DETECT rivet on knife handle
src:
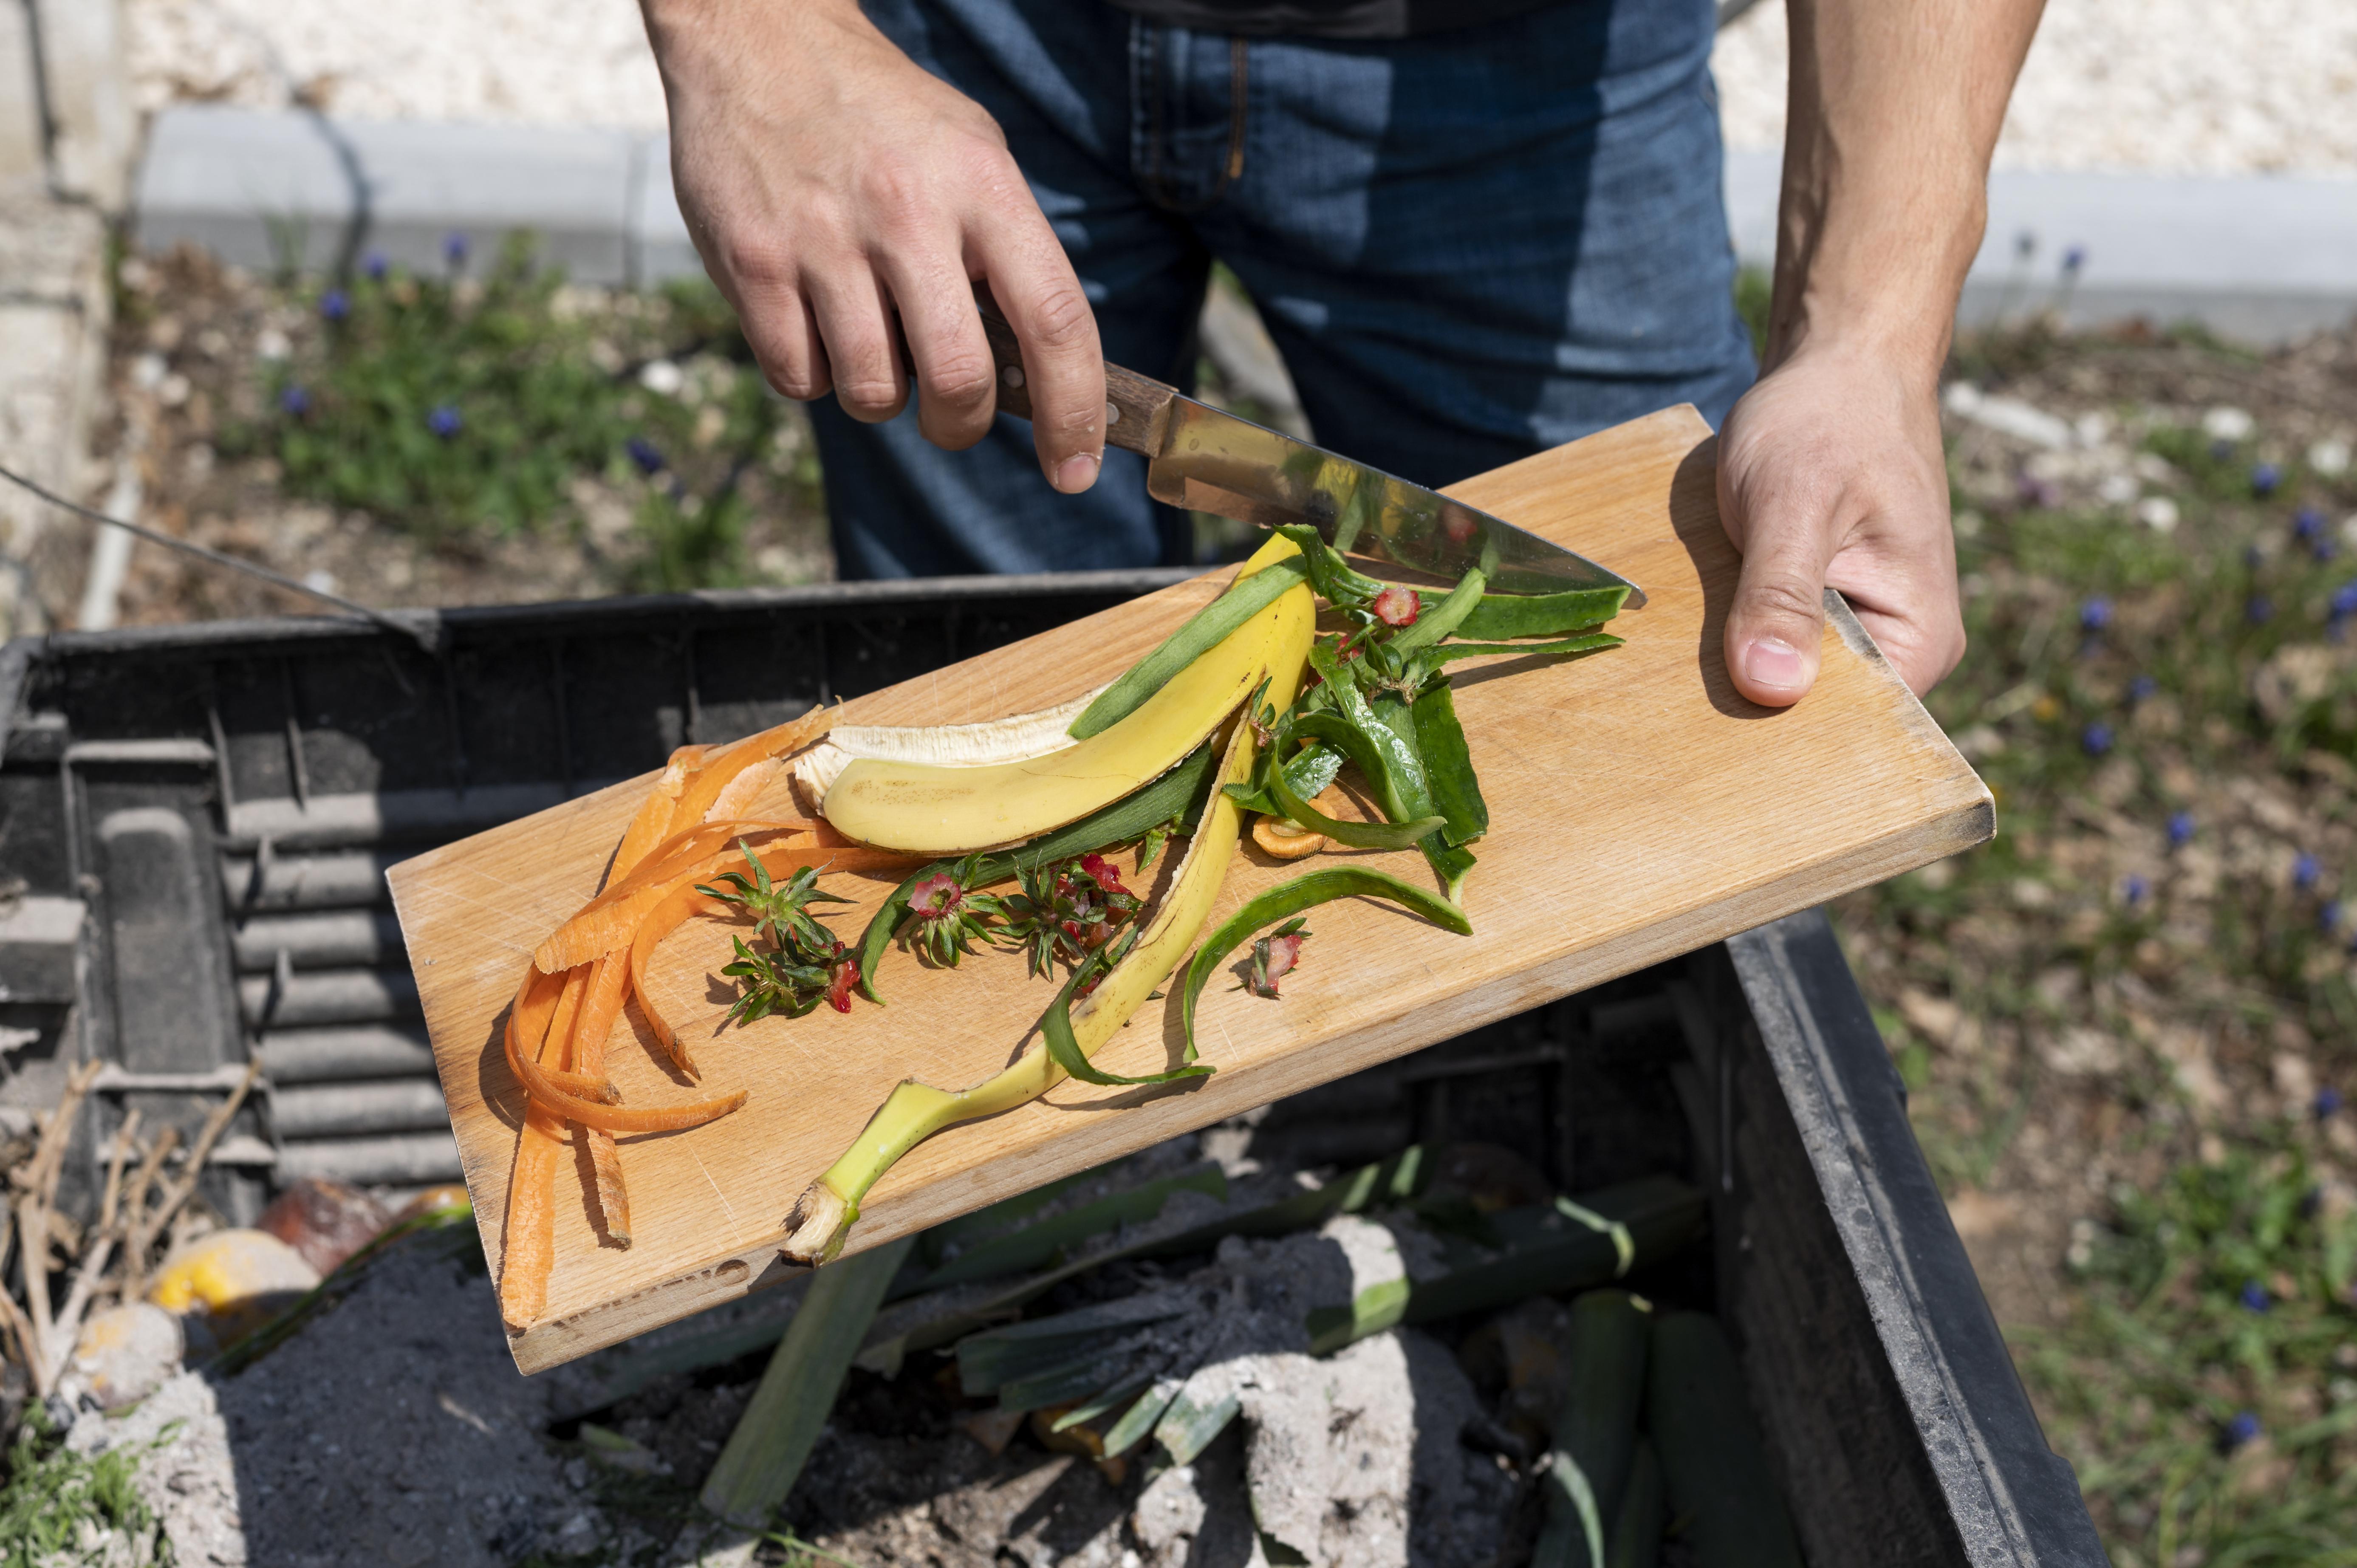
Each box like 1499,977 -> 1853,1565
973,284 -> 1172,458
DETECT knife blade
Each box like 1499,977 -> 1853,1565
973,301 -> 1645,605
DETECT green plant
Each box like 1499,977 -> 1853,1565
2014,1133 -> 2357,1566
0,1404 -> 177,1568
220,242 -> 820,588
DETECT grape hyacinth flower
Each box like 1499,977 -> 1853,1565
2248,594 -> 2275,624
2317,1086 -> 2344,1119
2128,674 -> 2158,704
427,405 -> 463,438
2167,811 -> 2195,848
2080,596 -> 2112,632
2323,900 -> 2345,935
2296,507 -> 2325,541
2252,462 -> 2282,497
2240,1281 -> 2272,1313
2295,853 -> 2321,890
2082,722 -> 2114,756
278,384 -> 311,417
2333,582 -> 2357,620
444,232 -> 470,269
319,288 -> 350,322
2123,874 -> 2150,907
626,435 -> 666,475
2223,1412 -> 2262,1452
363,251 -> 388,281
2062,244 -> 2086,273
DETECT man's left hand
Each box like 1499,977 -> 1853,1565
1713,343 -> 1965,706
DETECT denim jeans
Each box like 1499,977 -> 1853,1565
815,0 -> 1757,578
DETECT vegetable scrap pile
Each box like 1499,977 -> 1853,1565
492,528 -> 1625,1328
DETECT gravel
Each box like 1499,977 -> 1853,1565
126,0 -> 2351,176
1713,0 -> 2357,175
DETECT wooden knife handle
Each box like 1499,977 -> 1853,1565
973,283 -> 1173,457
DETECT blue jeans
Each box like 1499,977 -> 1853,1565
817,0 -> 1756,578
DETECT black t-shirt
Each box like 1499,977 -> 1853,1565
1102,0 -> 1569,39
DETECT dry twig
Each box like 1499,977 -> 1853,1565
8,1060 -> 103,1397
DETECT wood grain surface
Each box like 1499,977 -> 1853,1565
386,405 -> 1991,1374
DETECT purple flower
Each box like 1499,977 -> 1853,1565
2248,594 -> 2275,624
2123,874 -> 2150,906
427,404 -> 462,438
444,231 -> 470,268
625,435 -> 665,475
363,251 -> 388,281
2252,462 -> 2282,497
2323,899 -> 2344,934
319,288 -> 350,322
2080,597 -> 2113,632
2168,811 -> 2195,848
2295,853 -> 2322,890
2241,1281 -> 2272,1313
2295,507 -> 2325,540
2333,582 -> 2357,620
2082,722 -> 2114,756
2128,674 -> 2158,704
2224,1412 -> 2263,1450
278,384 -> 311,417
2317,1086 -> 2344,1119
2062,245 -> 2087,273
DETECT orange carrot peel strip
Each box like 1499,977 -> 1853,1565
499,964 -> 574,1328
572,955 -> 634,1246
667,705 -> 835,831
534,819 -> 820,972
630,882 -> 729,1079
608,744 -> 709,888
504,1009 -> 747,1133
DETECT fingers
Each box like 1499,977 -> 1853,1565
804,264 -> 909,424
1719,479 -> 1837,707
882,249 -> 998,450
978,222 -> 1105,494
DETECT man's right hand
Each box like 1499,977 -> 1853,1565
640,0 -> 1108,493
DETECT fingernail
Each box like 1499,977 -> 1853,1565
1743,636 -> 1807,692
1054,453 -> 1101,494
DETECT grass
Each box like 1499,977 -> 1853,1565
0,1404 -> 175,1568
210,237 -> 822,590
1830,319 -> 2357,1566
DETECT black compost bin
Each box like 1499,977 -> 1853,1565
0,574 -> 2106,1568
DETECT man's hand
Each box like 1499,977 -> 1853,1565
1716,346 -> 1962,701
640,0 -> 1107,492
1717,0 -> 2043,706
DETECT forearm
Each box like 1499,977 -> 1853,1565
1769,0 -> 2045,378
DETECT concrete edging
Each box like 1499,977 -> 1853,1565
131,106 -> 2357,344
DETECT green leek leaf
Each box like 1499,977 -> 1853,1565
1456,587 -> 1628,641
1068,556 -> 1310,738
1410,680 -> 1488,848
1180,867 -> 1470,1059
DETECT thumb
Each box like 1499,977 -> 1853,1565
1722,508 -> 1834,708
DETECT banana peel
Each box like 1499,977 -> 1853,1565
818,535 -> 1314,855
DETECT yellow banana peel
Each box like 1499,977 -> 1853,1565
819,534 -> 1313,854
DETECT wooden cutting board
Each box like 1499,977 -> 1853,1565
387,404 -> 1990,1373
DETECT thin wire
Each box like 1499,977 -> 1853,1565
0,458 -> 438,652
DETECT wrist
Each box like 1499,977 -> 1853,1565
642,0 -> 867,83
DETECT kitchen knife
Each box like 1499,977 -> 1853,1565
973,302 -> 1645,605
